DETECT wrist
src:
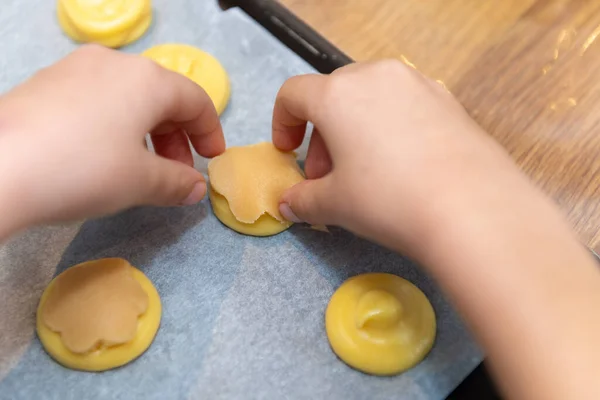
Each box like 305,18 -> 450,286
418,155 -> 569,280
414,136 -> 536,266
418,159 -> 600,399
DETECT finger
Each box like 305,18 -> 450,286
272,74 -> 328,151
137,152 -> 207,207
329,61 -> 360,75
278,176 -> 338,226
304,128 -> 332,179
150,129 -> 194,167
148,65 -> 226,158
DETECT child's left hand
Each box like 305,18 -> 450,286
0,44 -> 224,237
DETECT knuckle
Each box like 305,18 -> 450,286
146,167 -> 191,206
331,178 -> 358,218
131,57 -> 171,102
65,44 -> 127,78
73,43 -> 111,59
144,169 -> 169,202
323,73 -> 347,98
137,56 -> 164,78
132,57 -> 166,90
373,58 -> 411,76
316,74 -> 347,117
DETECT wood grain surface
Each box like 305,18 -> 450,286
280,0 -> 600,252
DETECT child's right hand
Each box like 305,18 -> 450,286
275,61 -> 600,400
274,60 -> 525,258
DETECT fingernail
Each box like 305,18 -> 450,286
279,202 -> 303,223
180,181 -> 206,206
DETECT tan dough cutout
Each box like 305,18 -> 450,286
41,258 -> 149,354
208,142 -> 305,223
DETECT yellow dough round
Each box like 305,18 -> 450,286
142,44 -> 230,115
325,273 -> 436,376
209,186 -> 292,237
207,142 -> 305,237
57,0 -> 152,48
36,258 -> 161,371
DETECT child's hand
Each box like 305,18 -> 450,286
274,60 -> 523,257
274,61 -> 600,400
0,45 -> 224,234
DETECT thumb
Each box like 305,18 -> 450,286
279,177 -> 336,225
138,154 -> 206,207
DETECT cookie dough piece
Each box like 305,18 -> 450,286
208,142 -> 305,236
142,44 -> 230,115
37,258 -> 161,371
57,0 -> 152,48
325,273 -> 436,376
209,187 -> 294,236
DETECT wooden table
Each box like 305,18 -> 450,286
279,0 -> 600,252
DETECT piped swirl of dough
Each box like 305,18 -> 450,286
57,0 -> 152,48
41,258 -> 149,354
325,273 -> 436,376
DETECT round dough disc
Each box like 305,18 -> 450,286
326,273 -> 436,376
142,44 -> 231,116
207,142 -> 304,237
36,259 -> 161,371
57,0 -> 152,48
